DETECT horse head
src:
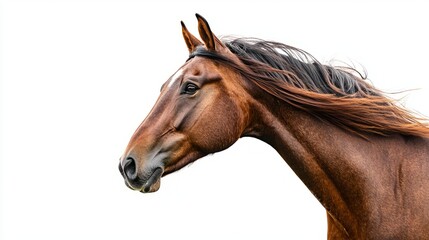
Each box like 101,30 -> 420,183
119,14 -> 251,193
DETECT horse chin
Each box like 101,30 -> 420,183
141,180 -> 160,193
140,167 -> 163,193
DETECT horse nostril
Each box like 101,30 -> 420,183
123,157 -> 137,181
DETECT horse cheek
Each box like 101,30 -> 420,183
191,99 -> 241,153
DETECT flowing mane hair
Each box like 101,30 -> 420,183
188,38 -> 429,138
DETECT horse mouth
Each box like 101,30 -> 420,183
141,167 -> 163,193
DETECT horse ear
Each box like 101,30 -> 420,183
196,13 -> 225,52
181,21 -> 202,53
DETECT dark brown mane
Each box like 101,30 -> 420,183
189,38 -> 429,138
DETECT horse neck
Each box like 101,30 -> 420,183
244,96 -> 388,235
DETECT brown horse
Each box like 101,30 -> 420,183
119,14 -> 429,239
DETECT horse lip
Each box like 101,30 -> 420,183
141,167 -> 163,193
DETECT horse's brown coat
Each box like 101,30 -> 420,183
119,15 -> 429,239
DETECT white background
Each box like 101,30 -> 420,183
1,1 -> 429,239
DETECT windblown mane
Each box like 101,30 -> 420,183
189,38 -> 429,138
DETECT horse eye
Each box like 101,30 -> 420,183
182,83 -> 199,95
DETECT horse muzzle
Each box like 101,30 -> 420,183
118,157 -> 163,193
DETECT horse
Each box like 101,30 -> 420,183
118,14 -> 429,239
